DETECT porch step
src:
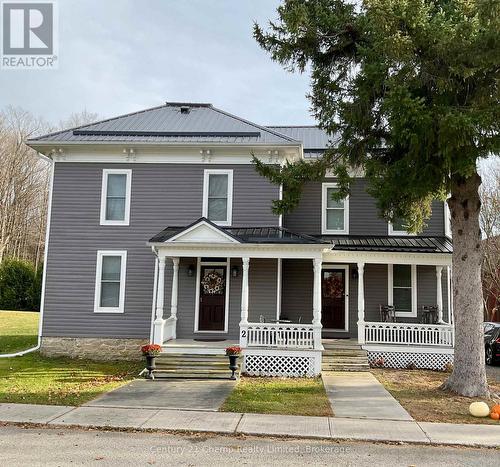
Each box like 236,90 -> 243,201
322,342 -> 370,372
149,353 -> 236,379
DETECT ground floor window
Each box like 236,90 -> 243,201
94,250 -> 127,313
388,264 -> 417,317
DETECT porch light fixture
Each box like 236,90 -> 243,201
187,264 -> 195,277
231,265 -> 239,278
351,267 -> 358,280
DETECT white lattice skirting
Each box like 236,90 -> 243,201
368,350 -> 454,370
242,349 -> 321,377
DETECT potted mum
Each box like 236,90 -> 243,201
225,346 -> 241,380
141,344 -> 162,379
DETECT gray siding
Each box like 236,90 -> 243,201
284,178 -> 445,236
281,259 -> 313,323
43,163 -> 279,339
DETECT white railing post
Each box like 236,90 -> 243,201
436,265 -> 444,323
357,262 -> 366,344
240,257 -> 250,348
169,257 -> 179,339
312,258 -> 322,350
153,256 -> 166,345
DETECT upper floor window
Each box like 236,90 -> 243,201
388,264 -> 417,317
322,183 -> 349,234
203,169 -> 233,226
94,250 -> 127,313
100,169 -> 132,226
388,217 -> 415,236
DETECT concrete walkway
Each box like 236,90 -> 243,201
1,402 -> 500,448
85,379 -> 236,411
322,371 -> 413,421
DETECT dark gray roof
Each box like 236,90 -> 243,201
149,218 -> 325,245
325,236 -> 453,254
267,126 -> 333,150
28,103 -> 299,146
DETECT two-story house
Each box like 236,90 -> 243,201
27,102 -> 454,377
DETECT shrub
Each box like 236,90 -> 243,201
0,258 -> 42,311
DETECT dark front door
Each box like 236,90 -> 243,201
322,269 -> 346,330
198,266 -> 226,331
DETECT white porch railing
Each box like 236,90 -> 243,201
163,316 -> 177,342
364,322 -> 454,347
241,323 -> 315,349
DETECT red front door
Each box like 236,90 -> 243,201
321,269 -> 346,330
198,266 -> 226,331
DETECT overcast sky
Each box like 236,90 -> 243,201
0,0 -> 314,126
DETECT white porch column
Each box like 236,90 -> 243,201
357,262 -> 366,344
312,258 -> 322,350
436,265 -> 444,323
240,257 -> 250,348
153,256 -> 166,345
169,257 -> 180,338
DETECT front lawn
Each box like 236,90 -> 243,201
0,309 -> 142,405
0,310 -> 39,354
372,368 -> 500,424
220,377 -> 333,417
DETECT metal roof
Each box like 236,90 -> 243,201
267,126 -> 333,150
28,103 -> 300,146
149,218 -> 325,245
325,236 -> 453,254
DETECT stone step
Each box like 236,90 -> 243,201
322,352 -> 368,358
322,366 -> 370,372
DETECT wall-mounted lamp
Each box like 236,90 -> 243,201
351,267 -> 358,280
187,264 -> 195,277
231,265 -> 239,278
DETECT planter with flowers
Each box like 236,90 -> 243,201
225,346 -> 241,380
141,344 -> 162,379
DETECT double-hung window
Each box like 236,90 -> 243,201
388,218 -> 413,235
100,169 -> 132,225
388,264 -> 417,317
94,251 -> 127,313
322,183 -> 349,234
203,169 -> 233,226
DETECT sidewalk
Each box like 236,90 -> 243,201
1,402 -> 499,448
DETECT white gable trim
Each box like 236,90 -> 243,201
166,220 -> 240,244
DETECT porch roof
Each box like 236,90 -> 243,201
149,218 -> 327,245
324,235 -> 453,254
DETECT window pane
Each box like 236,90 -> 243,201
106,198 -> 125,221
102,256 -> 121,281
107,174 -> 126,197
394,288 -> 411,312
326,188 -> 344,208
208,198 -> 228,221
393,264 -> 411,287
100,282 -> 120,307
392,218 -> 406,231
327,209 -> 344,231
208,174 -> 228,198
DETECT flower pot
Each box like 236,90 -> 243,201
145,354 -> 156,379
228,354 -> 239,380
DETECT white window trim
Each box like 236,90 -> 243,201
388,221 -> 415,236
444,201 -> 452,238
194,258 -> 230,333
321,183 -> 349,235
100,169 -> 132,226
94,250 -> 127,313
202,169 -> 233,226
388,263 -> 417,317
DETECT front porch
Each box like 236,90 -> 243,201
147,218 -> 455,375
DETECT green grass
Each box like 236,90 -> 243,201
220,377 -> 333,417
0,310 -> 39,354
0,310 -> 142,405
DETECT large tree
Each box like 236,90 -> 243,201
254,0 -> 499,396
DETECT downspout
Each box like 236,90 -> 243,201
0,155 -> 54,358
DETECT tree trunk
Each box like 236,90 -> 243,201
442,173 -> 489,397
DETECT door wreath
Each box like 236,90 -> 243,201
323,274 -> 344,298
201,270 -> 224,295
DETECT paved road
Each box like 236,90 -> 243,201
486,364 -> 500,383
1,425 -> 499,466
